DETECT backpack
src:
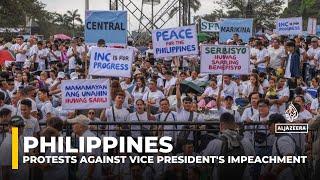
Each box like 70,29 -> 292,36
218,134 -> 247,180
275,134 -> 309,180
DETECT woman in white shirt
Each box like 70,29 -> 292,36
243,73 -> 264,98
131,77 -> 148,104
197,79 -> 219,110
48,44 -> 61,67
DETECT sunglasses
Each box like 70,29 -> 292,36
88,112 -> 95,115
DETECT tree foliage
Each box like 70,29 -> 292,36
0,0 -> 84,38
281,0 -> 320,28
202,0 -> 285,30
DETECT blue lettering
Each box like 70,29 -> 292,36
185,28 -> 193,38
162,30 -> 169,41
170,30 -> 179,40
94,52 -> 111,62
156,31 -> 162,41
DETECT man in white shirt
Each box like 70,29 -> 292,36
102,91 -> 130,137
11,36 -> 28,68
67,115 -> 102,179
185,71 -> 201,85
38,88 -> 53,123
164,71 -> 177,96
219,75 -> 239,99
34,41 -> 48,71
0,116 -> 29,180
253,40 -> 270,73
269,77 -> 289,114
307,37 -> 320,70
176,79 -> 204,152
20,99 -> 40,137
268,38 -> 286,70
67,40 -> 85,73
148,98 -> 177,141
142,79 -> 165,114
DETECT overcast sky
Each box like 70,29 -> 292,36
40,0 -> 217,31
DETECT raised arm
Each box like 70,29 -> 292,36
176,78 -> 182,109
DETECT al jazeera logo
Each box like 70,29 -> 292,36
275,103 -> 308,133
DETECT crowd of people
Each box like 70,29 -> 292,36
0,33 -> 319,180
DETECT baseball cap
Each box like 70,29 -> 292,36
311,37 -> 318,42
57,72 -> 65,79
67,115 -> 90,127
9,116 -> 25,127
70,72 -> 78,80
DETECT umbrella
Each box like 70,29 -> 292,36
179,80 -> 204,95
0,50 -> 15,66
54,34 -> 71,40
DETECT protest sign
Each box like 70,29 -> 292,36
200,19 -> 220,32
200,45 -> 250,75
152,25 -> 198,58
89,47 -> 133,77
219,18 -> 253,43
85,11 -> 127,45
307,18 -> 317,35
61,79 -> 110,110
276,17 -> 302,35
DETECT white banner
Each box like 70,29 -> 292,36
61,79 -> 110,110
152,25 -> 198,58
276,17 -> 302,35
200,45 -> 250,75
307,17 -> 317,35
89,47 -> 133,77
200,19 -> 220,32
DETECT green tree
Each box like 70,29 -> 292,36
0,0 -> 47,27
169,0 -> 201,25
203,0 -> 285,30
281,0 -> 320,28
66,9 -> 83,37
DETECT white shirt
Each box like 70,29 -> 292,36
104,106 -> 129,137
142,90 -> 165,108
40,101 -> 53,122
36,48 -> 48,71
242,83 -> 264,97
67,46 -> 85,70
270,87 -> 289,114
310,98 -> 319,111
203,86 -> 219,97
49,50 -> 61,62
297,109 -> 313,121
176,107 -> 204,140
241,106 -> 258,122
268,46 -> 286,69
155,111 -> 177,139
251,112 -> 276,147
11,43 -> 28,62
307,47 -> 320,66
128,112 -> 149,138
22,116 -> 40,137
131,86 -> 149,104
164,77 -> 177,91
284,53 -> 292,78
221,81 -> 239,98
256,48 -> 270,69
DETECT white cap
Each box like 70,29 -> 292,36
67,115 -> 90,127
70,72 -> 78,80
57,72 -> 65,79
